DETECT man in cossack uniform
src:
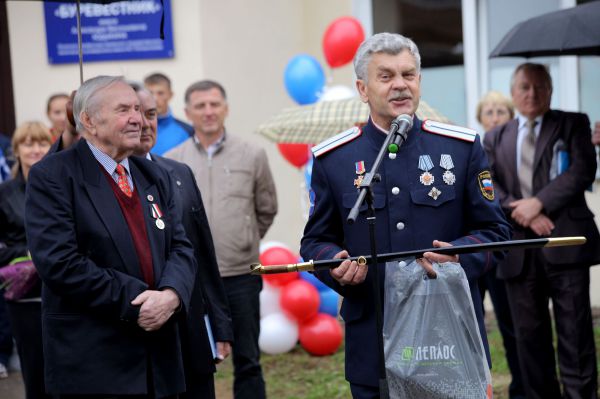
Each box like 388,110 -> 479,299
300,32 -> 511,399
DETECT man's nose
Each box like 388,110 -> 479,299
391,76 -> 408,90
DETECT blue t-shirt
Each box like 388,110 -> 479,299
153,110 -> 193,155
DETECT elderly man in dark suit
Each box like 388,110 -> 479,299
483,63 -> 600,399
131,85 -> 233,399
25,75 -> 196,398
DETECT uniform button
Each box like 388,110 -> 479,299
391,187 -> 400,195
398,260 -> 407,267
396,222 -> 405,230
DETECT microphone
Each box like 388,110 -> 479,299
387,114 -> 413,154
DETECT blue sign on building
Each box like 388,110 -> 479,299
44,0 -> 174,64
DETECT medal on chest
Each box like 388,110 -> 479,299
150,202 -> 165,230
354,161 -> 366,189
440,154 -> 456,185
418,155 -> 435,186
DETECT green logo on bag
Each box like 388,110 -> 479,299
401,347 -> 414,360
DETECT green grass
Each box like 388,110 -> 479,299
214,315 -> 600,398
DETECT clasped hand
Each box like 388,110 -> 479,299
131,288 -> 180,331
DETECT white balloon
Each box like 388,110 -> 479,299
319,85 -> 356,102
260,285 -> 282,318
258,313 -> 299,355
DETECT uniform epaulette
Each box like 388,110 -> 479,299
422,119 -> 477,143
312,126 -> 362,157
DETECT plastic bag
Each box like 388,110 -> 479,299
384,259 -> 492,399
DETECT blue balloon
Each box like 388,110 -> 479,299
284,54 -> 325,105
300,271 -> 329,292
318,289 -> 339,317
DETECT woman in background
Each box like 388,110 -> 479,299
46,93 -> 69,142
0,121 -> 52,399
477,90 -> 514,132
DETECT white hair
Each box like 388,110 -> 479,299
73,75 -> 126,132
354,32 -> 421,82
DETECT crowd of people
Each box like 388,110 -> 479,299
0,32 -> 599,399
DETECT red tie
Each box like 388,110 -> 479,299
116,164 -> 132,197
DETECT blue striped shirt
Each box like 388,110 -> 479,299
86,141 -> 134,191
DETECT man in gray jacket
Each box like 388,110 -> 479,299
165,80 -> 277,399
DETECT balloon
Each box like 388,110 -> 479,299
259,284 -> 281,318
322,17 -> 365,68
284,54 -> 326,105
259,313 -> 299,355
259,240 -> 290,254
260,246 -> 299,287
299,271 -> 329,292
277,143 -> 311,168
318,288 -> 339,317
280,280 -> 320,323
299,313 -> 343,356
319,85 -> 356,102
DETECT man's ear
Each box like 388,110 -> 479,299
80,111 -> 95,135
356,80 -> 368,103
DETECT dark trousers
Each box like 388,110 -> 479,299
505,250 -> 598,399
478,268 -> 525,399
349,382 -> 379,399
222,274 -> 265,399
0,293 -> 13,366
6,301 -> 52,399
179,373 -> 214,399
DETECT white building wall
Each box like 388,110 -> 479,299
7,0 -> 354,255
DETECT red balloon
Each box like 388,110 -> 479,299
277,143 -> 311,168
299,313 -> 343,356
280,280 -> 320,323
322,17 -> 365,68
260,246 -> 299,287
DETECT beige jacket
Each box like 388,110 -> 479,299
165,134 -> 277,277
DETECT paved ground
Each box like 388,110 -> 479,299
0,372 -> 24,399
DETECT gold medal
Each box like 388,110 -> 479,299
354,175 -> 364,188
418,155 -> 435,186
155,219 -> 165,230
419,171 -> 435,186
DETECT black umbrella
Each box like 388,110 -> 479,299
490,1 -> 600,58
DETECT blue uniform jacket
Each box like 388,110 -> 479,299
300,117 -> 511,387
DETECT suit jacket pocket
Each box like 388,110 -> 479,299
409,186 -> 455,207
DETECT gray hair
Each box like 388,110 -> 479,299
73,75 -> 126,132
510,63 -> 553,91
354,32 -> 421,81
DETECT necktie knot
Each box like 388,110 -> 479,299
116,164 -> 127,177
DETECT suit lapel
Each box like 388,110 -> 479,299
76,140 -> 143,280
131,158 -> 166,284
533,111 -> 560,171
501,120 -> 521,197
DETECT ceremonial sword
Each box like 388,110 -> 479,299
250,237 -> 586,275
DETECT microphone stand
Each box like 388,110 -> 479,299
347,122 -> 409,399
